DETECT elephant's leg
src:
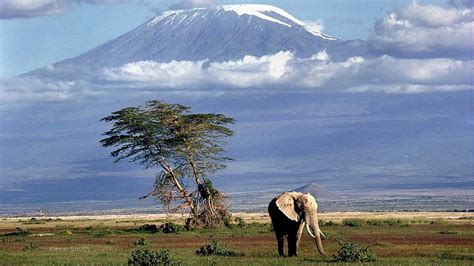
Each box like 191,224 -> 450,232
275,232 -> 285,256
295,222 -> 305,256
288,234 -> 297,256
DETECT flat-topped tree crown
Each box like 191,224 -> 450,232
100,100 -> 234,227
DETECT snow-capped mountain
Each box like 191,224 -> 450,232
30,4 -> 366,77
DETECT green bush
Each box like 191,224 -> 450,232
3,228 -> 30,237
120,224 -> 159,234
159,223 -> 185,234
234,217 -> 247,228
93,229 -> 112,238
139,224 -> 158,234
342,219 -> 363,227
439,251 -> 474,261
324,220 -> 338,226
134,237 -> 148,246
383,219 -> 402,226
22,218 -> 45,225
196,240 -> 244,257
439,231 -> 458,235
224,217 -> 249,229
366,219 -> 384,226
334,239 -> 377,262
22,242 -> 39,251
128,248 -> 176,265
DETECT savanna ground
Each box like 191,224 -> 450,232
0,212 -> 473,265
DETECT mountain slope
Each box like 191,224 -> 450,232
63,5 -> 340,66
61,4 -> 339,68
26,4 -> 368,79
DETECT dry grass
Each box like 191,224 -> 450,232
1,212 -> 473,265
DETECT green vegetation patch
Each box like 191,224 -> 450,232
21,218 -> 45,225
439,251 -> 474,261
22,242 -> 39,251
133,237 -> 148,246
334,238 -> 377,262
128,247 -> 179,265
196,240 -> 244,257
342,219 -> 364,227
2,228 -> 31,237
160,222 -> 185,234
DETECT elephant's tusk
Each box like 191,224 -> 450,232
320,230 -> 326,239
306,223 -> 316,238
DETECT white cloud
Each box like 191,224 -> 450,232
104,60 -> 206,88
0,0 -> 131,19
3,50 -> 471,105
0,0 -> 65,19
169,0 -> 217,10
207,52 -> 293,87
368,2 -> 473,58
102,52 -> 472,93
103,51 -> 296,89
0,77 -> 99,102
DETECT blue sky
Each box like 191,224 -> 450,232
0,0 -> 450,77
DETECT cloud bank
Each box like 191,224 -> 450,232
0,0 -> 65,19
0,0 -> 130,19
368,2 -> 473,59
102,52 -> 472,93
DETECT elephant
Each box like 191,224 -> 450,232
268,191 -> 327,257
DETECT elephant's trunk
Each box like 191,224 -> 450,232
306,211 -> 327,256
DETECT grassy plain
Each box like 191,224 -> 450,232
0,212 -> 473,265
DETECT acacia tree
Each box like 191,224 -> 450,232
100,100 -> 234,227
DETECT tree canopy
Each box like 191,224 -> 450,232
100,100 -> 234,227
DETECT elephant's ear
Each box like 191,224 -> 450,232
276,193 -> 299,222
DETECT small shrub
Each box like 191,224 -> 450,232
57,230 -> 73,236
366,219 -> 383,226
334,239 -> 377,262
234,217 -> 247,228
324,220 -> 338,226
224,217 -> 249,229
139,224 -> 158,234
3,228 -> 30,237
196,240 -> 244,257
93,229 -> 112,238
439,251 -> 474,261
160,223 -> 184,234
439,231 -> 458,235
128,247 -> 175,265
342,219 -> 363,227
22,218 -> 45,225
383,219 -> 401,226
106,240 -> 115,245
22,242 -> 39,251
134,237 -> 148,246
